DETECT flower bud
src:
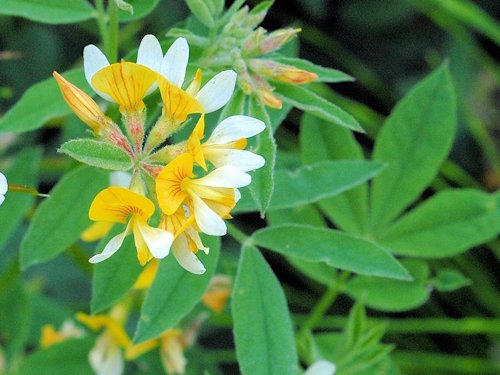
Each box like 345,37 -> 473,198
53,71 -> 109,134
259,28 -> 301,54
250,59 -> 318,84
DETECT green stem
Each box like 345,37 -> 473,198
94,0 -> 109,54
107,0 -> 120,63
226,222 -> 249,244
298,271 -> 350,336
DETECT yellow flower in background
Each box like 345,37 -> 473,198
53,71 -> 111,134
201,275 -> 232,313
77,306 -> 131,375
40,320 -> 84,348
156,154 -> 250,236
188,114 -> 265,172
133,259 -> 159,290
88,187 -> 173,265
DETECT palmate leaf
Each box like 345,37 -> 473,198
133,236 -> 220,343
20,167 -> 108,269
0,0 -> 94,24
0,69 -> 92,133
232,245 -> 297,375
378,189 -> 500,258
234,160 -> 384,213
252,224 -> 411,280
369,64 -> 456,231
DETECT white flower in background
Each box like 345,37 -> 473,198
189,114 -> 266,172
0,172 -> 7,206
304,360 -> 336,375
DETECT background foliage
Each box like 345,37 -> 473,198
0,0 -> 499,374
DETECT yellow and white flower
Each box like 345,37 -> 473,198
88,187 -> 173,265
0,172 -> 7,206
163,207 -> 209,274
157,37 -> 237,122
156,154 -> 250,236
83,34 -> 162,102
40,320 -> 84,348
189,114 -> 266,172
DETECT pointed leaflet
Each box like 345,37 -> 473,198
60,139 -> 133,171
369,64 -> 456,231
134,236 -> 220,343
378,189 -> 500,258
234,160 -> 384,213
273,82 -> 363,132
232,245 -> 297,375
300,113 -> 368,234
91,229 -> 143,313
252,224 -> 411,280
20,167 -> 108,269
0,69 -> 93,133
247,98 -> 276,216
0,149 -> 41,252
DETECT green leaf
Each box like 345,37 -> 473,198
247,98 -> 276,216
431,269 -> 472,292
185,0 -> 215,28
345,260 -> 430,312
0,0 -> 94,24
118,0 -> 160,22
234,160 -> 384,213
0,149 -> 41,251
18,338 -> 94,375
272,55 -> 354,83
0,69 -> 92,133
232,245 -> 297,375
369,64 -> 456,230
379,189 -> 500,258
59,139 -> 133,171
134,236 -> 220,343
20,167 -> 108,269
252,224 -> 411,280
273,82 -> 363,132
343,302 -> 367,350
300,113 -> 368,233
91,228 -> 143,313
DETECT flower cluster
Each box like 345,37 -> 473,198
194,3 -> 318,109
54,35 -> 265,274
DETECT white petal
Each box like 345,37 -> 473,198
207,115 -> 266,145
191,194 -> 227,236
195,70 -> 237,113
172,235 -> 206,274
234,188 -> 241,203
109,171 -> 132,188
196,165 -> 251,188
206,149 -> 265,172
137,220 -> 173,259
89,334 -> 124,375
0,195 -> 4,206
304,360 -> 336,375
0,172 -> 7,195
137,34 -> 163,72
160,37 -> 189,87
83,44 -> 113,102
89,224 -> 130,263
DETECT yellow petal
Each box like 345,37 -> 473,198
188,115 -> 207,170
53,71 -> 109,133
89,187 -> 155,224
133,259 -> 159,290
132,217 -> 153,266
91,62 -> 157,113
156,154 -> 194,215
157,74 -> 204,122
76,313 -> 109,331
185,68 -> 202,96
81,221 -> 114,242
40,325 -> 66,348
125,339 -> 159,361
